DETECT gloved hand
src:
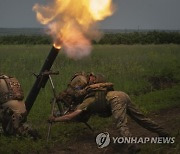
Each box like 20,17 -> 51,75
48,116 -> 56,123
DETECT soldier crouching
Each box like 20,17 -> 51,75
48,72 -> 169,153
0,74 -> 38,139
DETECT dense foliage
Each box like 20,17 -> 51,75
0,31 -> 180,45
98,31 -> 180,44
0,35 -> 51,45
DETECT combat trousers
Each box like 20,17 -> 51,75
0,100 -> 31,136
106,91 -> 167,137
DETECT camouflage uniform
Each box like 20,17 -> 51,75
106,91 -> 168,137
59,72 -> 168,137
0,74 -> 36,137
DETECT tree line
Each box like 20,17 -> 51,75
0,31 -> 180,45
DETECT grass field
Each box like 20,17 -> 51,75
0,45 -> 179,153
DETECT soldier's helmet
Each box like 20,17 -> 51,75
95,74 -> 106,83
0,74 -> 9,78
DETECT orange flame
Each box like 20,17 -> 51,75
33,0 -> 114,59
53,43 -> 61,49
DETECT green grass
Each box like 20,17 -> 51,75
0,45 -> 180,153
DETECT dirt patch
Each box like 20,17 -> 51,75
129,106 -> 180,137
49,106 -> 180,154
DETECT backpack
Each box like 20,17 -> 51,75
0,75 -> 24,104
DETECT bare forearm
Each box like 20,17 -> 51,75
54,115 -> 72,122
54,110 -> 82,122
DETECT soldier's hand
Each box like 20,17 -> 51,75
48,116 -> 56,123
85,86 -> 93,92
85,86 -> 90,91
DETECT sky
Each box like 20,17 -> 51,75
0,0 -> 179,30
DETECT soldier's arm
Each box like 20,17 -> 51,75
49,109 -> 83,122
49,97 -> 95,123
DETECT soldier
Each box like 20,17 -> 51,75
49,72 -> 169,152
0,74 -> 38,139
